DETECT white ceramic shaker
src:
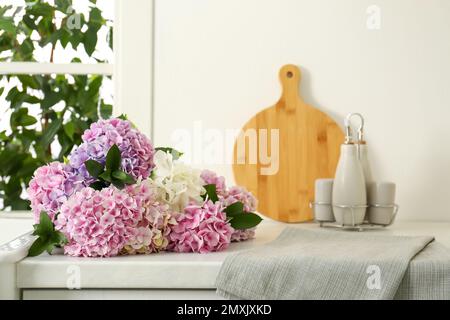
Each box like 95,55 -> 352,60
332,117 -> 367,226
314,179 -> 335,222
367,182 -> 397,225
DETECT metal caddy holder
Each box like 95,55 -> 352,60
309,202 -> 399,232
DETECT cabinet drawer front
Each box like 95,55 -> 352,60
23,289 -> 224,300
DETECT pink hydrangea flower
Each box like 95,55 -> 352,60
126,227 -> 153,250
223,186 -> 257,212
197,218 -> 234,253
69,118 -> 155,181
122,180 -> 175,254
230,228 -> 256,242
222,186 -> 258,242
201,169 -> 259,243
200,170 -> 226,196
169,200 -> 233,253
27,162 -> 86,223
55,186 -> 143,257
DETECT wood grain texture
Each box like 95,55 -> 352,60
233,64 -> 344,222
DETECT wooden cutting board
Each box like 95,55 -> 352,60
232,64 -> 344,222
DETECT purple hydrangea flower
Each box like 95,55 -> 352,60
69,118 -> 155,181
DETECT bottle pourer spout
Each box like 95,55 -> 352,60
357,127 -> 366,144
344,118 -> 354,144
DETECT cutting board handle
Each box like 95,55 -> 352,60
278,64 -> 303,112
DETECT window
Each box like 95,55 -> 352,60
0,0 -> 154,211
0,0 -> 114,210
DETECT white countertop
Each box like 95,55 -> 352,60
13,220 -> 450,290
0,212 -> 34,247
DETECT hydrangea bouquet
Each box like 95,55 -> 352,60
27,117 -> 262,257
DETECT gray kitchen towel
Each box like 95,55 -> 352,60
216,227 -> 437,300
395,242 -> 450,300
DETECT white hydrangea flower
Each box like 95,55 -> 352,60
152,150 -> 205,212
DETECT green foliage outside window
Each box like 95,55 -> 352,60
0,0 -> 113,210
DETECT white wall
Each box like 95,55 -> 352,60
153,0 -> 450,221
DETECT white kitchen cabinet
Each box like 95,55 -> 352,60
22,289 -> 222,300
2,215 -> 450,300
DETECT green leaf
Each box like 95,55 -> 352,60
22,15 -> 37,30
16,155 -> 40,177
111,179 -> 125,189
10,107 -> 37,127
18,38 -> 34,60
0,145 -> 26,176
45,243 -> 56,255
19,114 -> 37,126
84,26 -> 98,56
57,128 -> 73,159
0,17 -> 16,35
228,212 -> 263,230
89,7 -> 103,25
69,30 -> 83,49
5,88 -> 39,109
117,114 -> 128,120
28,237 -> 48,257
10,198 -> 30,210
28,2 -> 54,17
4,176 -> 23,199
24,95 -> 41,104
5,87 -> 20,102
88,75 -> 102,97
28,230 -> 66,257
100,103 -> 112,119
32,211 -> 54,237
36,17 -> 54,46
224,201 -> 244,216
111,170 -> 126,180
105,144 -> 121,171
85,159 -> 104,178
108,27 -> 113,49
112,170 -> 135,184
17,75 -> 40,90
0,131 -> 8,141
28,212 -> 67,257
99,170 -> 112,182
202,184 -> 219,203
40,117 -> 63,148
58,27 -> 71,48
50,231 -> 67,245
41,91 -> 62,110
90,181 -> 106,190
155,147 -> 183,160
55,0 -> 71,12
63,122 -> 76,140
10,108 -> 27,128
123,174 -> 136,184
